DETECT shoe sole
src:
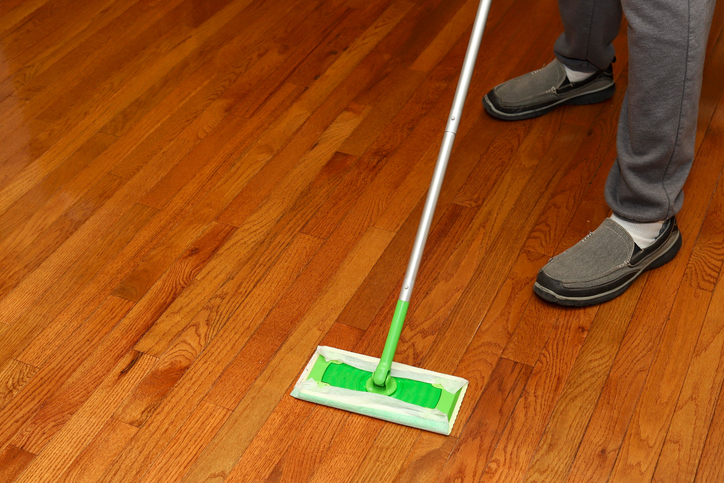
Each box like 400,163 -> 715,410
533,230 -> 682,307
483,83 -> 615,121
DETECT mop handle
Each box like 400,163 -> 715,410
372,0 -> 493,388
400,0 -> 492,303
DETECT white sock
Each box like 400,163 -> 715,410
563,65 -> 594,83
610,214 -> 664,249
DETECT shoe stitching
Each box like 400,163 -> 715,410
549,224 -> 632,284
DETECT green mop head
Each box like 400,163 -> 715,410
292,346 -> 468,435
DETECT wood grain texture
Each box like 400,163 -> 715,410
1,1 -> 723,482
392,433 -> 456,483
0,295 -> 134,451
0,172 -> 125,300
133,123 -> 359,357
139,402 -> 230,483
521,280 -> 645,483
133,75 -> 378,358
653,276 -> 724,483
0,360 -> 37,413
682,97 -> 724,291
609,285 -> 711,483
99,232 -> 325,482
224,322 -> 363,483
695,378 -> 724,483
438,358 -> 532,483
112,220 -> 236,303
58,418 -> 138,483
450,249 -> 546,436
15,350 -> 156,483
181,227 -> 395,483
0,445 -> 34,483
480,307 -> 594,483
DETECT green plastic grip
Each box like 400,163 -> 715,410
371,300 -> 409,389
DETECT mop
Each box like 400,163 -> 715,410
292,0 -> 493,436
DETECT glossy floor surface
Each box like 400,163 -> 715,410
1,0 -> 724,482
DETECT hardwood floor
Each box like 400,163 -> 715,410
1,0 -> 723,481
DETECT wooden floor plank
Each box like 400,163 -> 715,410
12,98 -> 281,367
695,379 -> 724,483
0,172 -> 125,300
1,0 -> 178,103
307,415 -> 387,483
97,231 -> 326,483
127,2 -> 407,358
225,0 -> 362,120
109,223 -> 236,425
0,201 -> 155,365
653,276 -> 724,483
391,433 -> 456,483
14,350 -> 156,483
179,227 -> 394,483
0,445 -> 35,483
2,0 -> 142,95
0,295 -> 134,451
224,322 -> 363,483
135,102 -> 369,358
450,249 -> 546,436
112,157 -> 243,302
352,424 -> 419,483
0,0 -> 50,36
608,285 -> 711,483
0,77 -> 246,322
0,68 -> 202,262
479,308 -> 595,483
1,0 -> 130,95
682,101 -> 724,291
138,402 -> 230,483
192,151 -> 362,405
0,131 -> 117,247
9,216 -> 225,453
500,297 -> 563,366
0,0 -> 191,170
0,0 -> 255,216
438,358 -> 532,483
1,0 -> 105,66
520,280 -> 645,483
58,418 -> 138,483
0,359 -> 37,413
1,23 -> 310,362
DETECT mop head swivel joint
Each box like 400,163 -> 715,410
291,346 -> 468,435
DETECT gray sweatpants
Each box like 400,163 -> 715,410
554,0 -> 717,222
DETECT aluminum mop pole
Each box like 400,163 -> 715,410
370,0 -> 493,392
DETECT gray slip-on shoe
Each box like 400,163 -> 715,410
483,59 -> 615,121
534,217 -> 682,307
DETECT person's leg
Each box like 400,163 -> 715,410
554,0 -> 622,73
605,0 -> 717,222
535,0 -> 718,307
483,0 -> 622,120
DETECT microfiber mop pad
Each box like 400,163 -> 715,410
292,346 -> 468,435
